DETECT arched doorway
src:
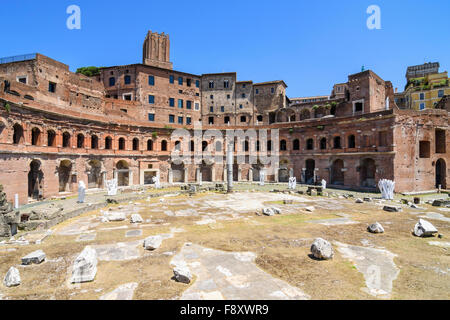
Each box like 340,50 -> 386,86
87,160 -> 103,189
201,163 -> 213,182
58,160 -> 73,192
171,163 -> 185,183
360,158 -> 376,188
116,160 -> 130,187
331,159 -> 344,185
305,159 -> 315,184
28,160 -> 43,200
278,160 -> 290,182
436,159 -> 447,189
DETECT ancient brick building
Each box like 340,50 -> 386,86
0,31 -> 448,205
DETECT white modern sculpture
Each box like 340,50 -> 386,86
288,177 -> 297,190
321,179 -> 327,190
106,179 -> 118,196
152,175 -> 161,189
378,179 -> 395,200
77,181 -> 86,203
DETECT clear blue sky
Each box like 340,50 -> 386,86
1,0 -> 449,97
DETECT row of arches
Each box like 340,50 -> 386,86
280,135 -> 356,152
275,105 -> 337,123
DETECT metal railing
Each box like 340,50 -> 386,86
0,53 -> 37,65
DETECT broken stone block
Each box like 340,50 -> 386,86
103,212 -> 126,222
272,207 -> 281,215
383,206 -> 402,212
3,267 -> 20,287
130,214 -> 143,224
71,246 -> 98,283
368,222 -> 385,234
305,206 -> 315,212
414,219 -> 438,238
262,208 -> 275,216
143,235 -> 162,250
432,199 -> 450,207
310,238 -> 334,260
173,266 -> 192,284
22,250 -> 46,265
363,197 -> 372,202
355,198 -> 364,203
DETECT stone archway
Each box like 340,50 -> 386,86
28,160 -> 43,200
360,158 -> 376,188
171,163 -> 185,183
436,159 -> 447,189
116,160 -> 130,187
87,160 -> 103,189
58,160 -> 73,192
331,159 -> 344,185
305,159 -> 315,185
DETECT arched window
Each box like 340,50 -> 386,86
91,135 -> 99,149
63,132 -> 71,148
13,124 -> 24,144
243,140 -> 249,152
306,138 -> 314,150
161,140 -> 167,151
333,136 -> 342,149
280,140 -> 287,151
31,128 -> 41,146
320,138 -> 327,150
293,139 -> 300,151
147,139 -> 153,151
300,109 -> 311,121
202,141 -> 208,152
47,130 -> 56,147
348,135 -> 356,148
174,141 -> 181,151
118,138 -> 126,150
105,136 -> 112,150
133,138 -> 139,151
77,134 -> 85,148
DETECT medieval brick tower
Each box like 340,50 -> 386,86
142,30 -> 173,70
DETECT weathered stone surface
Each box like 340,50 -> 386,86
272,207 -> 281,215
104,212 -> 126,222
100,282 -> 138,300
130,214 -> 143,224
310,238 -> 334,260
355,198 -> 364,204
383,206 -> 402,212
304,206 -> 315,212
22,250 -> 46,265
3,267 -> 20,287
71,246 -> 98,283
368,222 -> 385,234
414,219 -> 438,237
173,266 -> 192,284
143,235 -> 162,250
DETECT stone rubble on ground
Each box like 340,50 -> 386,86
71,246 -> 98,283
21,250 -> 46,265
103,211 -> 126,222
310,238 -> 334,260
355,198 -> 364,204
143,235 -> 163,250
383,205 -> 402,212
130,214 -> 143,224
413,219 -> 438,237
3,267 -> 20,287
368,222 -> 385,234
304,206 -> 315,212
173,265 -> 193,284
